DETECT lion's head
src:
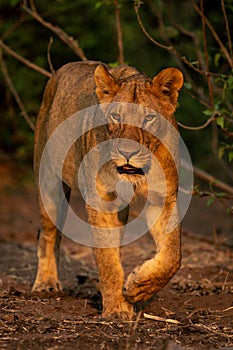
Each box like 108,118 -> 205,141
94,65 -> 183,181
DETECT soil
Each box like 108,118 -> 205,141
0,161 -> 233,350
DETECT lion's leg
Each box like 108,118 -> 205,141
93,247 -> 134,319
87,206 -> 134,320
124,201 -> 181,303
32,182 -> 71,292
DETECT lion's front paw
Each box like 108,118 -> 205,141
124,271 -> 156,303
32,278 -> 62,293
124,259 -> 162,303
102,299 -> 135,321
124,256 -> 180,303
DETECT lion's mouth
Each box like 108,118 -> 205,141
117,164 -> 144,175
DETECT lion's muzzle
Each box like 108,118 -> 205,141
117,164 -> 145,175
111,139 -> 151,176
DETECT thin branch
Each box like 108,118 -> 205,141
199,0 -> 218,173
144,0 -> 212,107
182,228 -> 232,247
0,40 -> 51,78
113,0 -> 124,64
134,2 -> 219,78
170,20 -> 205,72
29,0 -> 36,12
177,114 -> 215,130
1,17 -> 26,40
200,0 -> 214,108
182,160 -> 233,195
185,88 -> 210,109
193,189 -> 233,200
188,321 -> 233,338
193,1 -> 233,69
221,0 -> 233,60
47,37 -> 55,74
218,126 -> 233,139
193,1 -> 233,181
201,99 -> 233,140
21,1 -> 87,61
134,3 -> 172,51
0,50 -> 35,132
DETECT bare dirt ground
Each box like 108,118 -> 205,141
0,161 -> 233,350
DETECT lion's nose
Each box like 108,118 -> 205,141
116,139 -> 141,161
117,148 -> 139,161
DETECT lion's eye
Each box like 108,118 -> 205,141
110,113 -> 121,122
144,114 -> 156,123
162,87 -> 170,96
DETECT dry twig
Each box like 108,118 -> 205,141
47,37 -> 55,74
113,0 -> 124,64
193,1 -> 233,69
0,49 -> 35,131
182,160 -> 233,195
189,321 -> 233,338
221,271 -> 229,292
134,3 -> 172,51
21,0 -> 87,61
144,313 -> 181,324
221,0 -> 233,60
0,40 -> 51,78
200,0 -> 214,109
134,2 -> 221,78
223,306 -> 233,312
177,114 -> 215,130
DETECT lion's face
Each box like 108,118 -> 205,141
104,103 -> 159,180
94,64 -> 183,182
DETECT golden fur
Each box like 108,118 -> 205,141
33,61 -> 183,320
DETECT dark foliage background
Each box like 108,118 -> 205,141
0,0 -> 232,192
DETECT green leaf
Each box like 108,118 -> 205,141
226,207 -> 233,214
184,82 -> 192,90
216,192 -> 226,199
228,151 -> 233,162
226,4 -> 233,13
227,75 -> 233,89
95,1 -> 104,10
133,0 -> 144,5
108,61 -> 120,68
9,0 -> 21,5
214,53 -> 221,68
214,101 -> 221,111
203,109 -> 213,116
216,116 -> 224,128
207,197 -> 215,207
218,146 -> 225,159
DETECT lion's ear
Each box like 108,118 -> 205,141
94,65 -> 119,101
152,68 -> 183,109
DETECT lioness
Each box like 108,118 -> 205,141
33,61 -> 183,320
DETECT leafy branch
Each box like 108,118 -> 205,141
135,0 -> 233,204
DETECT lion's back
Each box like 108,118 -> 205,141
35,61 -> 140,147
34,61 -> 141,183
34,62 -> 101,170
35,61 -> 140,135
